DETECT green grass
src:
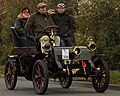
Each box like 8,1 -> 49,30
0,65 -> 5,74
110,70 -> 120,84
73,70 -> 120,85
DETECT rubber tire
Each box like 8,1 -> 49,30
59,76 -> 72,88
4,59 -> 17,90
32,60 -> 49,95
92,58 -> 110,93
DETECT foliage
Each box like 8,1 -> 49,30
0,0 -> 42,64
0,0 -> 120,69
0,65 -> 5,75
73,70 -> 120,84
0,1 -> 3,64
76,0 -> 120,69
110,70 -> 120,84
0,0 -> 78,64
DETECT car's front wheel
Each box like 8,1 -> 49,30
92,58 -> 110,93
32,60 -> 49,95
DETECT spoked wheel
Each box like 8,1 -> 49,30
59,76 -> 72,88
4,59 -> 17,90
32,60 -> 49,95
92,58 -> 110,93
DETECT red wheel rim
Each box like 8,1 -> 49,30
34,63 -> 45,89
6,63 -> 15,86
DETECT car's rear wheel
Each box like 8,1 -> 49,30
32,60 -> 49,95
4,59 -> 17,90
92,58 -> 109,93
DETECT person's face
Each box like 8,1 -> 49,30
57,8 -> 65,13
22,9 -> 30,16
39,6 -> 47,14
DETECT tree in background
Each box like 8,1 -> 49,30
0,0 -> 56,64
0,0 -> 42,64
0,0 -> 3,64
0,0 -> 120,69
76,0 -> 120,69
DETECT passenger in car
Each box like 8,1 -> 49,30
14,7 -> 30,38
52,3 -> 77,46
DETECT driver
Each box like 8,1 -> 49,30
25,2 -> 60,53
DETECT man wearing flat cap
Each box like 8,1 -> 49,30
25,2 -> 60,53
52,3 -> 76,46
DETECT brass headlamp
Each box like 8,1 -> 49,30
72,46 -> 81,56
43,42 -> 51,52
41,36 -> 51,52
87,36 -> 96,52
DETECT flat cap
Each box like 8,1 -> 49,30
37,2 -> 47,9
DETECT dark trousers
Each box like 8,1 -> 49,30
62,37 -> 75,46
60,39 -> 65,46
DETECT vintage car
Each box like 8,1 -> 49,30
4,26 -> 110,95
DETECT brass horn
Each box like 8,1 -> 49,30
87,36 -> 96,52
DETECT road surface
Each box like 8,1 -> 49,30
0,78 -> 120,96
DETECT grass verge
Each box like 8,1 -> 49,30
0,65 -> 5,77
110,70 -> 120,84
73,70 -> 120,85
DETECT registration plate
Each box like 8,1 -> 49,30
62,49 -> 69,59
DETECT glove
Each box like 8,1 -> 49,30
62,33 -> 69,37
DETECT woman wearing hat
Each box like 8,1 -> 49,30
14,7 -> 30,37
